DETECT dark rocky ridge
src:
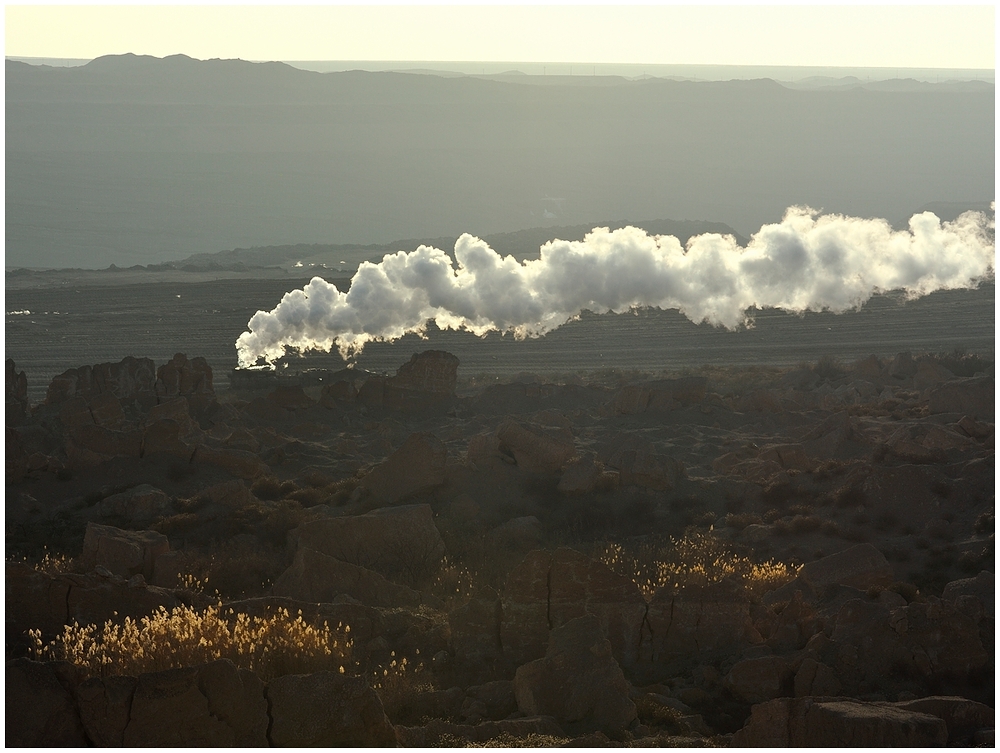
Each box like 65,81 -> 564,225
5,348 -> 994,746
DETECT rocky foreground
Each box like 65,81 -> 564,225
5,349 -> 995,746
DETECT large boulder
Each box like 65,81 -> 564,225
191,444 -> 269,479
98,484 -> 172,525
272,546 -> 422,608
449,598 -> 504,678
74,675 -> 137,746
501,548 -> 648,667
942,570 -> 994,617
731,697 -> 948,747
358,432 -> 448,505
828,597 -> 989,694
6,659 -> 88,746
928,376 -> 994,419
558,453 -> 617,494
646,579 -> 762,668
609,377 -> 707,414
514,615 -> 637,736
764,544 -> 893,606
266,671 -> 397,747
893,696 -> 995,745
384,350 -> 459,410
495,420 -> 576,474
723,655 -> 795,703
293,504 -> 445,585
122,660 -> 268,746
79,523 -> 170,581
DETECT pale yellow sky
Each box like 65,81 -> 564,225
4,4 -> 996,69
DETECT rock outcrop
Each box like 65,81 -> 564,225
79,523 -> 170,581
266,671 -> 398,747
514,615 -> 637,736
6,358 -> 29,426
6,659 -> 88,746
384,350 -> 459,410
293,504 -> 445,585
358,432 -> 448,505
501,548 -> 648,667
271,546 -> 422,608
45,356 -> 157,408
731,697 -> 951,747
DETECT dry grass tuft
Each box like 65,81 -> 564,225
29,604 -> 353,681
9,547 -> 77,575
597,532 -> 797,601
371,651 -> 431,719
438,732 -> 571,747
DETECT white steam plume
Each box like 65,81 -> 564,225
236,206 -> 995,368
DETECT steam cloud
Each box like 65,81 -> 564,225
236,206 -> 995,368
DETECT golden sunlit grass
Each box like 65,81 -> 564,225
29,605 -> 353,681
598,532 -> 798,601
7,547 -> 76,575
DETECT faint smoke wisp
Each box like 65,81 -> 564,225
235,206 -> 995,368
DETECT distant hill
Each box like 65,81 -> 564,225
7,54 -> 994,269
176,219 -> 749,272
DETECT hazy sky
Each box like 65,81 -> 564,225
5,4 -> 995,69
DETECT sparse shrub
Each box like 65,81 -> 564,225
813,355 -> 845,381
632,695 -> 686,734
788,504 -> 814,517
761,481 -> 797,507
324,477 -> 359,507
429,556 -> 476,610
7,547 -> 75,575
889,582 -> 920,602
820,520 -> 842,537
371,651 -> 431,721
597,532 -> 797,601
29,604 -> 353,681
438,732 -> 570,748
251,475 -> 284,501
974,511 -> 994,534
287,487 -> 326,507
693,511 -> 717,527
763,508 -> 783,523
153,512 -> 201,536
932,348 -> 991,378
788,515 -> 822,534
174,539 -> 290,599
723,512 -> 762,531
256,499 -> 305,549
834,483 -> 865,509
299,469 -> 334,488
813,460 -> 846,481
